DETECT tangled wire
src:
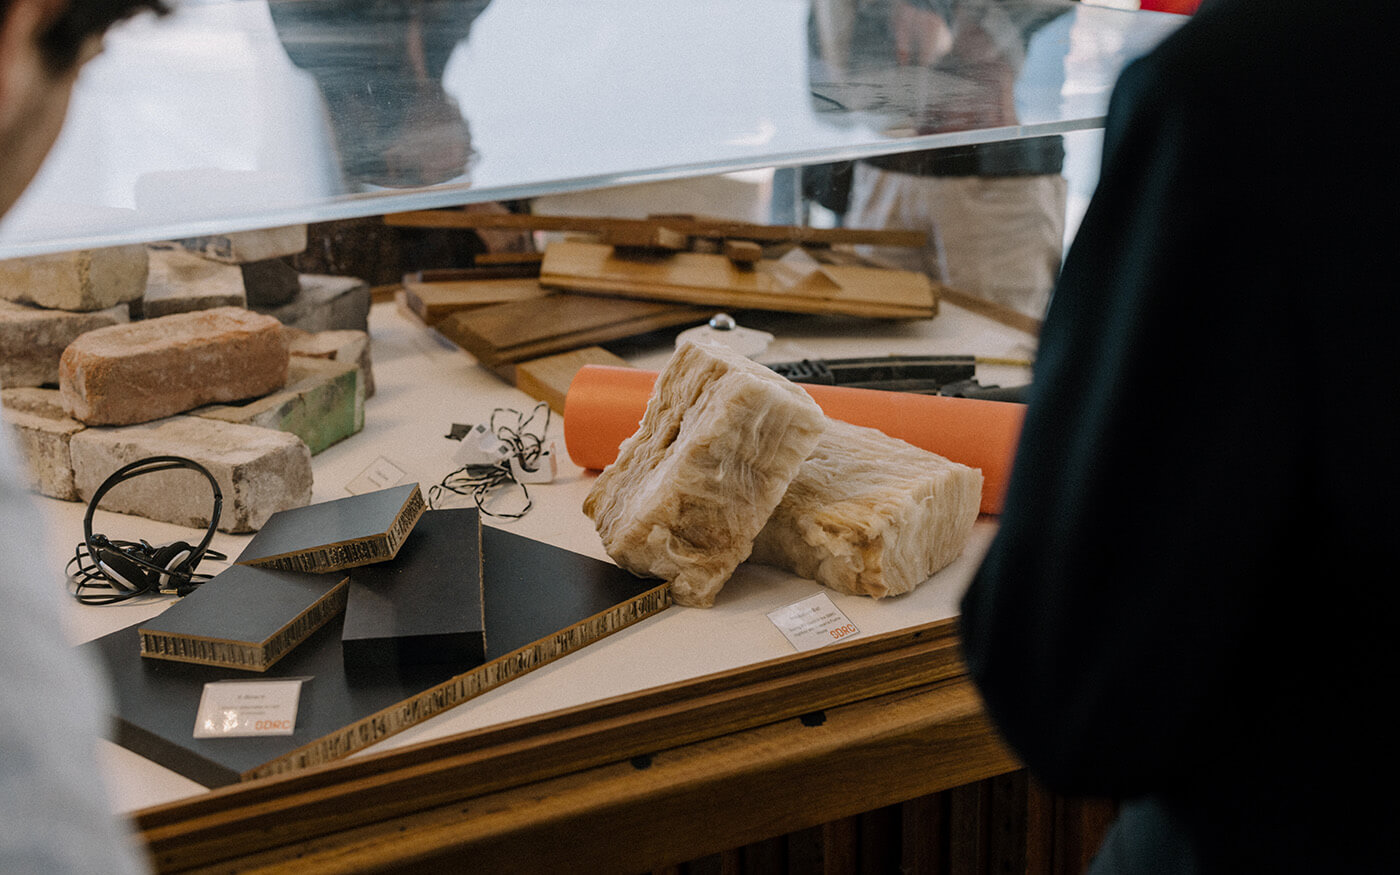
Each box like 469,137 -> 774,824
428,402 -> 552,519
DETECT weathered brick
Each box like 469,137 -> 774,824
0,300 -> 128,388
240,258 -> 301,307
59,306 -> 289,426
1,387 -> 85,500
0,245 -> 148,312
70,416 -> 313,533
174,225 -> 308,264
194,358 -> 363,454
136,245 -> 246,319
253,274 -> 370,333
286,328 -> 375,397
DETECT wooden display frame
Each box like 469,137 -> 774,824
132,617 -> 1026,872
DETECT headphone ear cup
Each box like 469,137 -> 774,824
149,541 -> 196,587
96,547 -> 156,593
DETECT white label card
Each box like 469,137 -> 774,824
767,592 -> 861,652
346,456 -> 408,495
193,678 -> 307,739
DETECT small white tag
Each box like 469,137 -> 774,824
767,592 -> 861,652
510,443 -> 557,483
346,456 -> 407,494
193,678 -> 307,739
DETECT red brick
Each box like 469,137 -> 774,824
59,306 -> 289,425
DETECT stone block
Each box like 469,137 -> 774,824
0,300 -> 128,388
59,306 -> 289,426
136,245 -> 246,320
194,358 -> 363,454
252,274 -> 370,333
174,225 -> 308,264
1,387 -> 85,500
0,245 -> 148,312
285,328 -> 375,397
70,416 -> 313,533
240,258 -> 301,307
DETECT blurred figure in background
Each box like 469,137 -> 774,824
807,0 -> 1075,319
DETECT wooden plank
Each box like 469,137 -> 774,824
159,679 -> 1017,874
600,224 -> 690,251
540,241 -> 936,319
385,209 -> 930,249
135,619 -> 977,872
472,251 -> 545,267
513,346 -> 629,414
435,291 -> 708,367
724,239 -> 764,265
401,275 -> 548,325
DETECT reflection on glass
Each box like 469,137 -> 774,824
268,0 -> 488,189
805,0 -> 1078,319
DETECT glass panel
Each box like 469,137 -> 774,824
0,0 -> 1179,258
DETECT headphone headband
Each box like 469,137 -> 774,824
72,456 -> 225,604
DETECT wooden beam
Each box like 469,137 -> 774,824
384,209 -> 930,249
540,241 -> 937,320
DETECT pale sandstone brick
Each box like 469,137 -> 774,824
137,245 -> 246,319
1,387 -> 85,500
70,416 -> 313,533
58,306 -> 289,426
0,300 -> 128,388
194,358 -> 363,454
285,328 -> 375,397
253,274 -> 370,333
174,225 -> 308,264
0,246 -> 148,312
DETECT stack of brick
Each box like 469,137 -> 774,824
2,308 -> 373,532
0,245 -> 144,388
173,226 -> 372,333
0,226 -> 379,532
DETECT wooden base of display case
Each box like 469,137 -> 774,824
132,619 -> 1114,873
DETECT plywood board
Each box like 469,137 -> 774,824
436,292 -> 708,368
514,346 -> 630,414
402,276 -> 548,325
540,241 -> 936,319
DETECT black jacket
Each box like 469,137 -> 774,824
959,0 -> 1400,871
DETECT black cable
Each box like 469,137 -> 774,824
429,402 -> 551,519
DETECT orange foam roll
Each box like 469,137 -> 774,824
563,365 -> 1024,515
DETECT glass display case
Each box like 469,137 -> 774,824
0,0 -> 1179,258
6,0 -> 1186,869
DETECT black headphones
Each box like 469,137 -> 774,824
69,456 -> 227,605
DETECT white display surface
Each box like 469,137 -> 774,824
43,298 -> 1033,813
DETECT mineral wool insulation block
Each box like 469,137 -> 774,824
583,339 -> 825,608
58,306 -> 289,426
253,274 -> 370,334
137,245 -> 246,319
70,416 -> 312,533
0,300 -> 128,388
1,387 -> 85,500
0,245 -> 148,312
174,225 -> 307,264
285,328 -> 375,397
194,357 -> 363,454
750,418 -> 983,599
